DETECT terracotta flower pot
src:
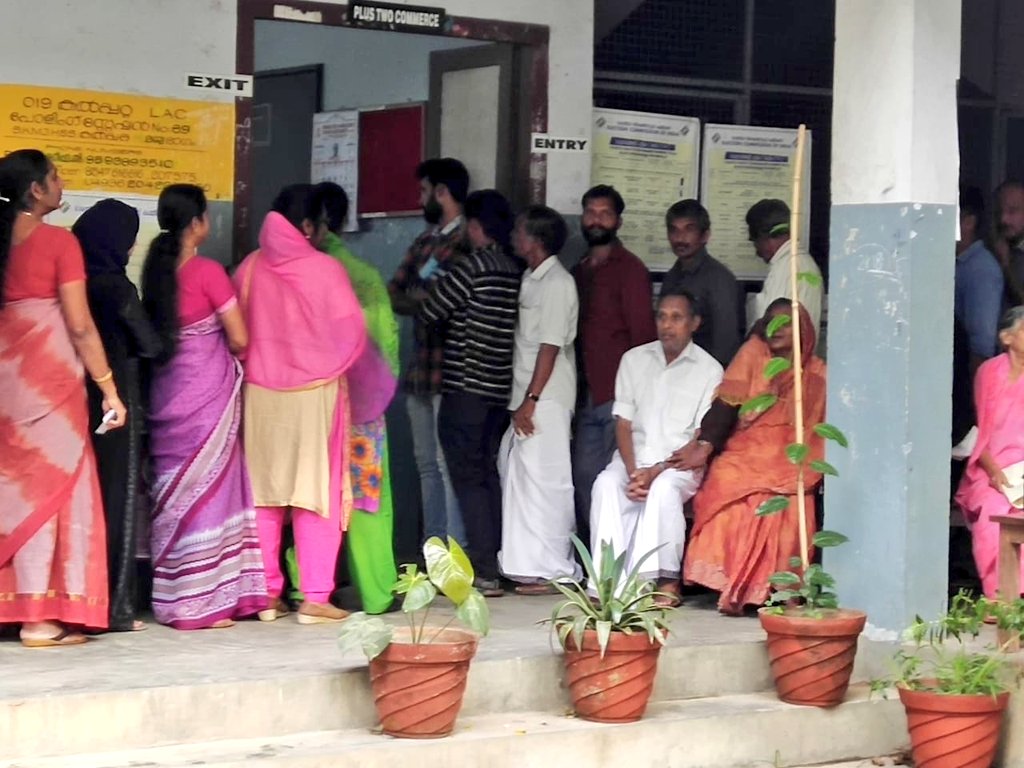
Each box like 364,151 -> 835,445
562,629 -> 663,723
898,685 -> 1010,768
368,627 -> 478,739
758,608 -> 866,708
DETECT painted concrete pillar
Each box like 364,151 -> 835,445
824,0 -> 961,636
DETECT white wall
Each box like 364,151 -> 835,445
0,0 -> 594,212
831,0 -> 961,205
255,21 -> 481,109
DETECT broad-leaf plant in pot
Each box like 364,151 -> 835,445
337,537 -> 490,739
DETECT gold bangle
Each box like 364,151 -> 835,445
92,371 -> 113,385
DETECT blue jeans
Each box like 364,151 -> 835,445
571,397 -> 617,546
406,393 -> 465,546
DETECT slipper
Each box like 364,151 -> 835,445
513,583 -> 559,596
130,619 -> 147,632
21,627 -> 88,648
208,619 -> 235,630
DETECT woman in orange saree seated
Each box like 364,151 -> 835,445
681,299 -> 826,616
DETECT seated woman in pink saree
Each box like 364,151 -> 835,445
955,306 -> 1024,599
141,184 -> 267,630
234,185 -> 394,625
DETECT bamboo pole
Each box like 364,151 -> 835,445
790,124 -> 810,572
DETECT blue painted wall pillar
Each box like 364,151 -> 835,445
824,0 -> 961,636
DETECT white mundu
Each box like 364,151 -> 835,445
590,339 -> 722,582
498,255 -> 581,584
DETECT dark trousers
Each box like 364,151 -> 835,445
438,390 -> 509,581
88,362 -> 144,631
571,395 -> 617,548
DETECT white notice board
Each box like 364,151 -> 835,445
591,108 -> 701,270
700,124 -> 812,279
311,110 -> 359,232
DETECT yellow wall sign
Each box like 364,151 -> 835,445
0,84 -> 235,200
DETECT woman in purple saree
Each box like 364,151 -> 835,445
142,185 -> 267,629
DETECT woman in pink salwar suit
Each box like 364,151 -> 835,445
955,306 -> 1024,599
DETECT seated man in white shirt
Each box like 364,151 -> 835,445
744,199 -> 823,334
589,289 -> 723,605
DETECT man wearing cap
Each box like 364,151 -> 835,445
744,199 -> 823,333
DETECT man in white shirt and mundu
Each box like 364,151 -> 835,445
589,290 -> 723,604
498,205 -> 582,593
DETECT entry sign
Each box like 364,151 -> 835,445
348,1 -> 447,34
531,133 -> 590,153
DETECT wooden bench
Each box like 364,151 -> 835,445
992,514 -> 1024,652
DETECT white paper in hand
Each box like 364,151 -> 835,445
1001,461 -> 1024,510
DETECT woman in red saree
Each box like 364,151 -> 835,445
0,149 -> 127,646
682,299 -> 826,615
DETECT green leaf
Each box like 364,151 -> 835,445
770,590 -> 798,603
595,620 -> 612,658
765,313 -> 792,338
392,563 -> 423,595
786,442 -> 809,466
756,496 -> 790,516
813,530 -> 850,548
809,460 -> 839,476
797,271 -> 822,287
423,536 -> 473,606
402,579 -> 437,613
763,357 -> 792,381
739,393 -> 778,417
769,571 -> 801,586
813,423 -> 849,448
788,556 -> 803,569
336,612 -> 393,660
455,590 -> 491,637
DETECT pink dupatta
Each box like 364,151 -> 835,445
235,213 -> 396,527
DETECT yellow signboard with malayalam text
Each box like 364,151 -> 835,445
0,84 -> 235,200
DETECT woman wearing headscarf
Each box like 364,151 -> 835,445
680,299 -> 826,615
234,185 -> 394,624
0,149 -> 126,647
72,199 -> 161,632
299,182 -> 399,615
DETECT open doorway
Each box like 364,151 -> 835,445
237,2 -> 550,565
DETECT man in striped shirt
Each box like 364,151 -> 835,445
419,190 -> 522,596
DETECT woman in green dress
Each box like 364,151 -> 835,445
303,182 -> 400,614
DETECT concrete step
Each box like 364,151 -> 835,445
1,686 -> 909,768
1,636 -> 775,760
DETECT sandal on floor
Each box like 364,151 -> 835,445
513,583 -> 559,596
653,593 -> 682,608
21,627 -> 88,648
209,619 -> 235,629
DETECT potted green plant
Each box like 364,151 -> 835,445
872,591 -> 1024,768
739,123 -> 865,709
337,537 -> 489,739
543,536 -> 675,723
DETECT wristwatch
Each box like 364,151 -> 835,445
527,391 -> 540,402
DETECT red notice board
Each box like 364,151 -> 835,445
357,103 -> 425,217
